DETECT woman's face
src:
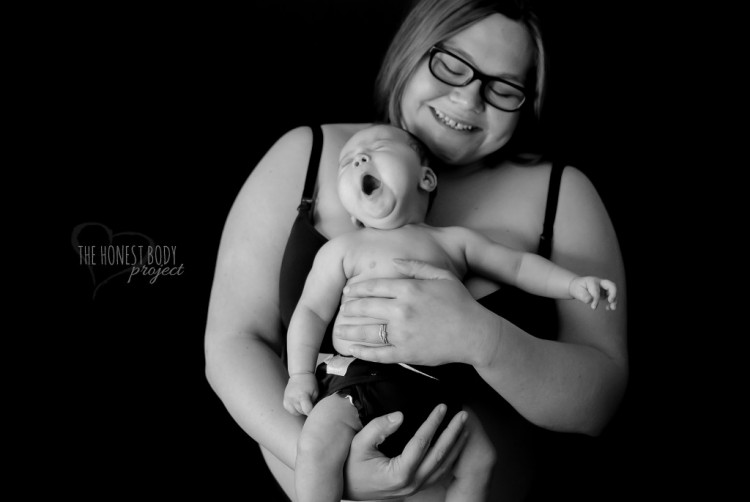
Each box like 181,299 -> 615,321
400,13 -> 534,167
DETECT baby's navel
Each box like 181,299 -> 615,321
369,261 -> 377,269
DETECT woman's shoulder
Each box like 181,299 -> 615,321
268,123 -> 371,148
268,123 -> 372,163
321,123 -> 373,137
497,159 -> 595,196
480,158 -> 598,228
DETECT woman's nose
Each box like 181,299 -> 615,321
449,80 -> 484,112
353,154 -> 370,167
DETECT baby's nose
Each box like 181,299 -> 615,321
353,154 -> 370,167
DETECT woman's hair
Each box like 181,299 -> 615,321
374,0 -> 546,159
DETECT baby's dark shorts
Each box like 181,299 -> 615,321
316,358 -> 462,458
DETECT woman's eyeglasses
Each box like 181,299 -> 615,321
428,46 -> 527,112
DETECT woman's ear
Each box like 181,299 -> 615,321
419,166 -> 438,192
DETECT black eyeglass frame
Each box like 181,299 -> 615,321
427,45 -> 528,112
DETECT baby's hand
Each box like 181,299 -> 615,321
569,276 -> 617,310
283,373 -> 319,416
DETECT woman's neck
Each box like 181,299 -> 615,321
432,156 -> 498,180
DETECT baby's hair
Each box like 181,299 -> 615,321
403,129 -> 432,167
370,121 -> 433,167
389,125 -> 439,212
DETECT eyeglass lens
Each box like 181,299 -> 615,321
429,49 -> 525,111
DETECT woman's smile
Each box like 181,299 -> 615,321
430,106 -> 479,132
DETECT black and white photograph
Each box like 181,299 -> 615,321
45,0 -> 713,500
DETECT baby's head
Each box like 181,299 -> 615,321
337,124 -> 437,230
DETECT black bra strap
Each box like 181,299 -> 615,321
537,161 -> 566,259
298,125 -> 324,213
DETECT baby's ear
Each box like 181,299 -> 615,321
419,166 -> 438,192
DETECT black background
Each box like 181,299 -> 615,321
39,0 -> 712,499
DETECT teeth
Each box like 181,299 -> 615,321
433,108 -> 475,131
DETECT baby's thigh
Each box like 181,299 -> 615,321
300,393 -> 363,454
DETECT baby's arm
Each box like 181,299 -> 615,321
283,238 -> 349,416
458,227 -> 617,309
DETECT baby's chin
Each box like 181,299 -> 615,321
355,211 -> 406,230
356,219 -> 392,230
349,201 -> 398,228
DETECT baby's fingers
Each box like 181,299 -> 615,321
587,281 -> 601,309
284,397 -> 301,416
600,279 -> 618,309
570,279 -> 592,304
300,395 -> 314,416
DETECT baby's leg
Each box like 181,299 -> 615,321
445,407 -> 497,502
295,393 -> 362,502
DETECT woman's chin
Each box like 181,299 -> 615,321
419,129 -> 483,166
431,145 -> 481,167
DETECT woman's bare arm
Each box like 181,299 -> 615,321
204,126 -> 313,467
473,167 -> 628,435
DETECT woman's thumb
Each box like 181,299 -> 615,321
356,411 -> 404,448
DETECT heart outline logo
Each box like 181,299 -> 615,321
71,222 -> 156,299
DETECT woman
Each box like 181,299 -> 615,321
204,0 -> 628,500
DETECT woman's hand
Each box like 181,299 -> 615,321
344,404 -> 469,500
334,259 -> 496,367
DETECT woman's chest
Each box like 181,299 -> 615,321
318,172 -> 546,249
426,168 -> 548,252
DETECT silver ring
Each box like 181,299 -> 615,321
378,324 -> 389,345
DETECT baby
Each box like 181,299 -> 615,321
283,124 -> 617,502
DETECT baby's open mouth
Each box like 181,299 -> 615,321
361,174 -> 381,196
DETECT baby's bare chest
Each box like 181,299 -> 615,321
343,227 -> 462,283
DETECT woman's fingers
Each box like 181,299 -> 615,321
343,261 -> 458,300
397,404 -> 460,471
334,322 -> 383,343
349,344 -> 398,363
343,278 -> 400,299
392,258 -> 460,281
414,408 -> 468,483
339,297 -> 395,319
422,424 -> 470,487
351,410 -> 405,453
